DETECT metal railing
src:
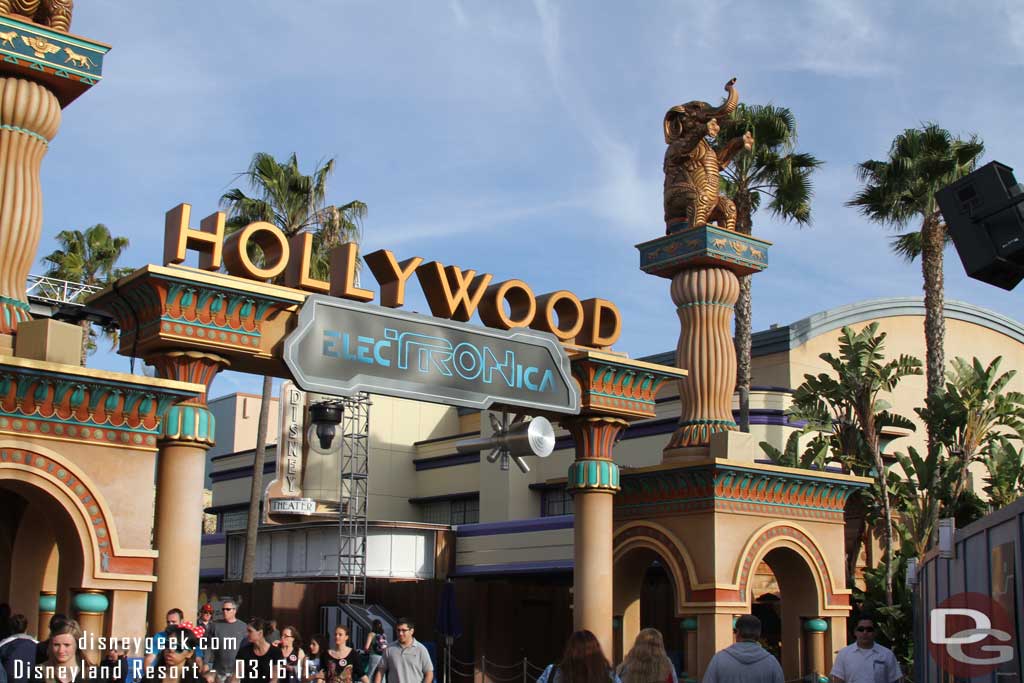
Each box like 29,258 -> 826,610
25,274 -> 101,306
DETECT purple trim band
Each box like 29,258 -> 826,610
456,514 -> 574,537
199,568 -> 225,580
414,430 -> 480,447
409,491 -> 479,504
413,452 -> 480,471
202,533 -> 226,545
453,558 -> 573,576
210,462 -> 275,482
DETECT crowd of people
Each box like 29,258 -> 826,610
0,601 -> 431,683
0,603 -> 900,683
537,613 -> 901,683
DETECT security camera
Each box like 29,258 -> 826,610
307,401 -> 343,455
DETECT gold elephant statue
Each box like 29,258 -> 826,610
663,78 -> 753,232
0,0 -> 73,33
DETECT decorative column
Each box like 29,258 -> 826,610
563,351 -> 685,661
681,618 -> 698,683
803,618 -> 828,682
668,268 -> 738,449
0,14 -> 109,344
0,78 -> 60,338
148,351 -> 229,624
564,416 -> 627,661
37,591 -> 55,639
73,590 -> 110,663
637,225 -> 770,459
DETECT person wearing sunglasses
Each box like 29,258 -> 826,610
830,616 -> 902,683
207,601 -> 247,678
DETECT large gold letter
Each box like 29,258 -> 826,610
223,222 -> 290,280
365,249 -> 423,308
284,232 -> 330,293
328,243 -> 374,302
577,298 -> 621,348
163,204 -> 224,271
478,279 -> 536,329
416,261 -> 493,322
532,290 -> 585,341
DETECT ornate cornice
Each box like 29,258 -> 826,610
569,350 -> 685,419
636,224 -> 771,279
616,461 -> 868,522
0,15 -> 110,107
88,265 -> 303,374
0,357 -> 203,450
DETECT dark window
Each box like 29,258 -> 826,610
420,496 -> 479,525
450,497 -> 479,524
542,488 -> 573,517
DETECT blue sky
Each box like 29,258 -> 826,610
41,0 -> 1024,398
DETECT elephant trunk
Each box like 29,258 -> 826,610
710,78 -> 738,118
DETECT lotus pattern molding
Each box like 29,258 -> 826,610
0,364 -> 196,450
616,463 -> 865,522
102,271 -> 299,358
570,352 -> 683,419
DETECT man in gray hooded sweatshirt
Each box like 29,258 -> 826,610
702,615 -> 783,683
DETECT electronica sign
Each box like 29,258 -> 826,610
284,295 -> 579,414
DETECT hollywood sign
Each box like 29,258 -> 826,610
163,203 -> 621,349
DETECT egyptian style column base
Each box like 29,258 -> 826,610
73,589 -> 110,663
0,77 -> 61,336
37,591 -> 56,640
681,618 -> 698,683
803,619 -> 828,681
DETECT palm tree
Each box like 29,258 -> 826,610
847,124 -> 984,455
786,323 -> 922,605
41,224 -> 132,366
716,104 -> 822,431
221,152 -> 366,584
917,356 -> 1024,513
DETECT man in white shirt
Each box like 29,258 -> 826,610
831,616 -> 903,683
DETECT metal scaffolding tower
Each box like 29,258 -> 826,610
337,393 -> 371,604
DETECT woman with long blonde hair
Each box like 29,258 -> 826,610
617,629 -> 676,683
38,619 -> 92,683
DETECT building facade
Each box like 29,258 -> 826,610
198,296 -> 1024,676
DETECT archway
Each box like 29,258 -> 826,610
736,528 -> 829,679
0,467 -> 92,637
613,524 -> 692,669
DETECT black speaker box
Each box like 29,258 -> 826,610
936,161 -> 1024,291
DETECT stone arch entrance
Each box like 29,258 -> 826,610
0,443 -> 159,650
612,523 -> 694,665
734,523 -> 842,680
0,457 -> 93,637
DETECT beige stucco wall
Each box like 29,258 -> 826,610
368,395 -> 459,521
0,436 -> 157,551
456,527 -> 573,568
